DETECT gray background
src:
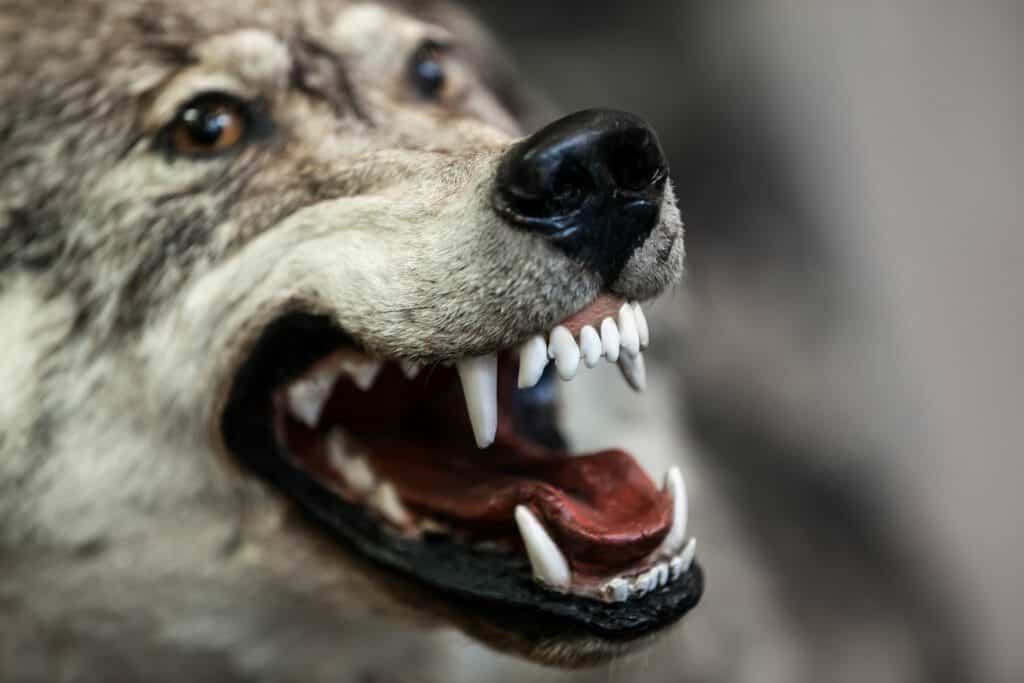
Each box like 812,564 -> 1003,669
470,2 -> 1023,682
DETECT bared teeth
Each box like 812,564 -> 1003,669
370,481 -> 412,527
326,429 -> 376,494
510,301 -> 652,393
607,577 -> 630,602
600,317 -> 621,362
617,303 -> 641,357
455,354 -> 499,448
672,538 -> 697,579
286,363 -> 343,428
399,360 -> 422,381
657,465 -> 688,556
517,335 -> 549,389
515,505 -> 572,590
599,535 -> 697,603
579,325 -> 603,368
548,326 -> 581,380
633,302 -> 650,349
617,351 -> 647,392
338,356 -> 383,391
284,352 -> 387,428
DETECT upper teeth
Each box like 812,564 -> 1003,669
633,302 -> 650,348
548,326 -> 581,380
517,335 -> 549,389
285,301 -> 651,450
600,317 -> 621,362
517,300 -> 651,391
617,303 -> 641,357
285,355 -> 383,428
579,325 -> 602,368
455,354 -> 499,448
617,351 -> 647,392
455,301 -> 651,450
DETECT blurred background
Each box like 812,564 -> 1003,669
459,1 -> 1021,682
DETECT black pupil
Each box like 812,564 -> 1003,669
412,48 -> 446,98
183,106 -> 229,145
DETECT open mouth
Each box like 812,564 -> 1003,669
221,295 -> 702,646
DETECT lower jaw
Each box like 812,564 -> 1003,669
257,446 -> 704,649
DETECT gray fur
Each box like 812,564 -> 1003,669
0,0 -> 685,679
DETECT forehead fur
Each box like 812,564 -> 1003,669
0,0 -> 530,338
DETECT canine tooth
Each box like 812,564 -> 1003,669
327,431 -> 376,495
658,466 -> 688,555
579,325 -> 602,368
399,360 -> 422,380
606,577 -> 630,602
517,335 -> 549,389
633,302 -> 650,349
600,318 -> 621,362
548,326 -> 581,380
340,356 -> 383,391
514,505 -> 571,590
370,482 -> 411,527
617,351 -> 647,392
618,304 -> 641,357
456,354 -> 499,448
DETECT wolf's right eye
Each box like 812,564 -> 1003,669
167,93 -> 250,158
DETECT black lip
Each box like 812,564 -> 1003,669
221,312 -> 703,642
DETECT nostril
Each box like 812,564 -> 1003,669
606,128 -> 666,193
548,162 -> 594,214
497,156 -> 594,221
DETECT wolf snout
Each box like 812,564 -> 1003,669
493,108 -> 669,283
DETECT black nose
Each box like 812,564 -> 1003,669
493,109 -> 668,282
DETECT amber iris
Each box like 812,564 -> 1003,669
171,95 -> 247,156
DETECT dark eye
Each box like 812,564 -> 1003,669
168,93 -> 249,158
408,42 -> 449,100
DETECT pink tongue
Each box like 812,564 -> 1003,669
359,426 -> 672,578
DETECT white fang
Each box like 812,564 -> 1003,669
658,465 -> 688,555
456,354 -> 499,448
515,505 -> 571,590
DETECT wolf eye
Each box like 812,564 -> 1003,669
169,93 -> 249,157
408,42 -> 449,100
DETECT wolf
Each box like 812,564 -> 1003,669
0,1 -> 705,680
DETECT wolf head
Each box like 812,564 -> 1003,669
0,0 -> 693,675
